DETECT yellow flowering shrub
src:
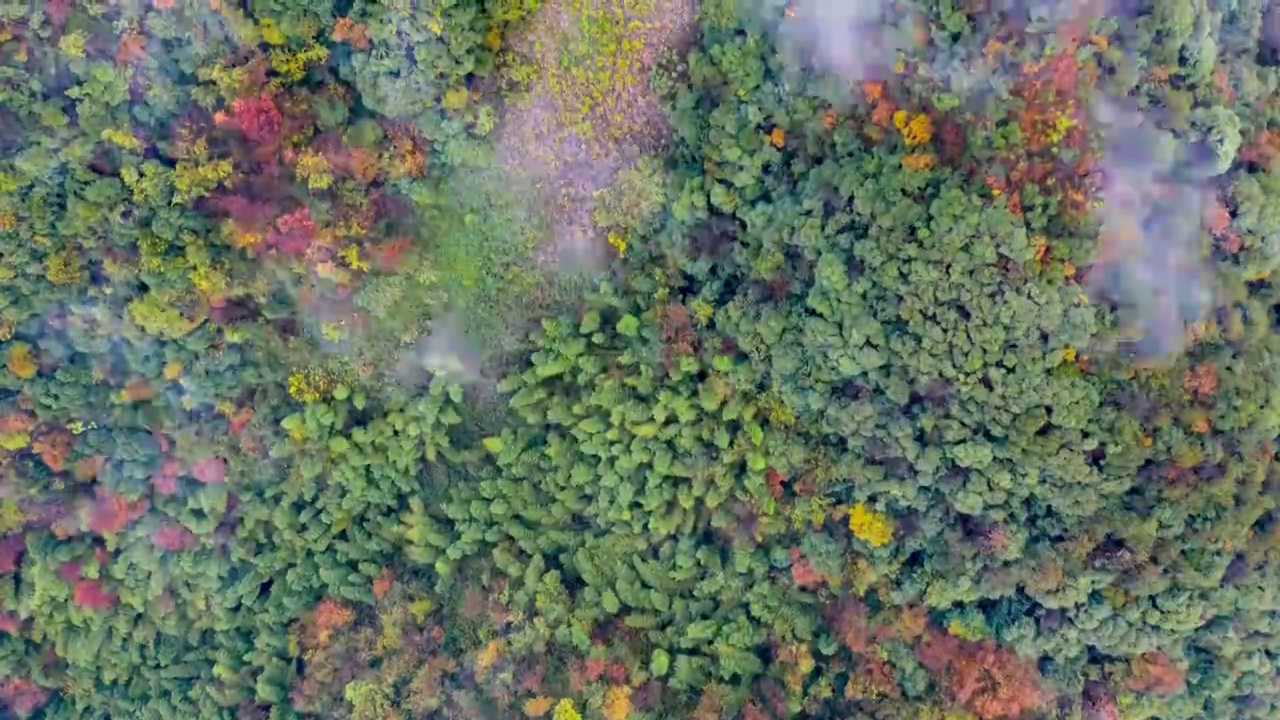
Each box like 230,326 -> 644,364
901,152 -> 936,171
295,150 -> 333,191
608,232 -> 628,257
339,244 -> 370,271
6,342 -> 37,380
690,298 -> 714,325
442,86 -> 470,111
269,43 -> 329,82
474,639 -> 504,677
101,128 -> 144,152
173,158 -> 233,204
523,697 -> 554,718
602,686 -> 632,720
892,110 -> 934,147
848,502 -> 894,547
58,31 -> 87,59
946,614 -> 987,641
288,368 -> 334,403
552,698 -> 581,720
163,360 -> 184,381
45,249 -> 85,286
190,265 -> 229,298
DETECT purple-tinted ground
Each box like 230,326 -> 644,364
494,0 -> 696,272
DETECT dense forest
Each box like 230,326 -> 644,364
0,0 -> 1279,718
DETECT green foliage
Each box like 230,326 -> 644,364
592,155 -> 669,236
0,2 -> 1279,720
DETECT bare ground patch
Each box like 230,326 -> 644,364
495,0 -> 697,272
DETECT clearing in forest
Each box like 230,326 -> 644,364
495,0 -> 697,271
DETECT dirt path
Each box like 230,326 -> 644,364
494,0 -> 697,272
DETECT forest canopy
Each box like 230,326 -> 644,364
0,0 -> 1279,719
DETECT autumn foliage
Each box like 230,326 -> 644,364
222,93 -> 284,145
0,677 -> 50,716
267,206 -> 318,255
309,598 -> 355,647
1183,364 -> 1218,399
85,488 -> 148,536
190,457 -> 227,485
0,1 -> 1275,718
150,458 -> 182,496
916,630 -> 1048,719
824,597 -> 871,654
1126,652 -> 1187,696
152,524 -> 197,552
788,547 -> 823,588
0,534 -> 24,573
72,578 -> 117,611
1241,129 -> 1280,169
332,17 -> 371,50
372,569 -> 395,600
32,428 -> 71,472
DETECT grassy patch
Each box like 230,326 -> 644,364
503,0 -> 680,151
549,0 -> 658,142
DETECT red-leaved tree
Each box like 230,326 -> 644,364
916,630 -> 1048,719
72,578 -> 117,611
0,677 -> 50,716
1126,652 -> 1186,696
221,93 -> 283,145
0,534 -> 25,573
152,524 -> 197,552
